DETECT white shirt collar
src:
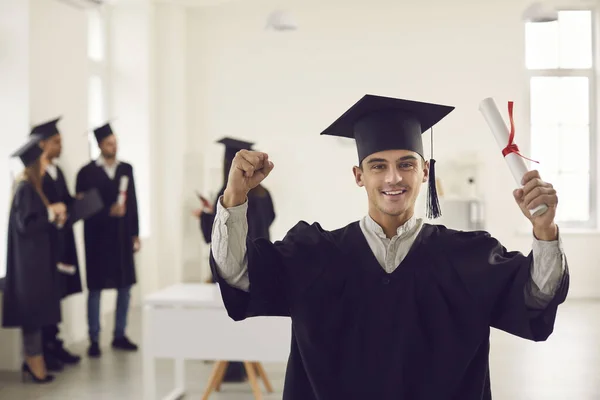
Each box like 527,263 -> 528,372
364,214 -> 420,240
96,155 -> 120,168
45,163 -> 58,181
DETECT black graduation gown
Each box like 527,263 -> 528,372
2,181 -> 61,329
75,161 -> 139,290
200,187 -> 276,244
210,221 -> 569,400
42,166 -> 83,298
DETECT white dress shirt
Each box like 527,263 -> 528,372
96,156 -> 120,180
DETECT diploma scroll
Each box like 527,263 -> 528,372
117,176 -> 129,206
478,97 -> 548,217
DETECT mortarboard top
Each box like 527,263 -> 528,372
11,134 -> 43,167
319,94 -> 455,219
93,122 -> 114,144
30,117 -> 61,141
319,94 -> 454,164
217,137 -> 255,160
69,188 -> 104,224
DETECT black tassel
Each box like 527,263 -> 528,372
426,159 -> 441,219
426,125 -> 441,219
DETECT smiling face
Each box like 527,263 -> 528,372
353,149 -> 429,224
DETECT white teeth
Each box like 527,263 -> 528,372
383,190 -> 405,195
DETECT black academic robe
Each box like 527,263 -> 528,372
42,166 -> 83,298
200,187 -> 276,244
2,181 -> 61,329
75,161 -> 139,290
210,221 -> 569,400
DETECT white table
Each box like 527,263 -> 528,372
143,283 -> 291,400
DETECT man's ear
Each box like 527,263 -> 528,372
422,159 -> 430,183
352,165 -> 364,187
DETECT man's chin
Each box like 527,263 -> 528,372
378,206 -> 408,218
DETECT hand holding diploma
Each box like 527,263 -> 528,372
109,176 -> 129,217
513,170 -> 558,241
479,98 -> 558,240
110,203 -> 126,217
117,176 -> 129,206
479,97 -> 548,217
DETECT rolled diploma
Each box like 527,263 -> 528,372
117,176 -> 129,206
478,97 -> 548,217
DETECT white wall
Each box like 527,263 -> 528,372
153,4 -> 194,284
109,2 -> 161,311
0,0 -> 31,371
187,0 -> 600,298
0,0 -> 31,280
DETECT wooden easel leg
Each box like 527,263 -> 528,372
201,361 -> 228,400
253,362 -> 274,393
215,361 -> 229,391
244,361 -> 263,400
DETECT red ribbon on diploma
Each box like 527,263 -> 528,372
501,101 -> 539,163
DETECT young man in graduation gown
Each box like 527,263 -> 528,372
209,95 -> 569,400
75,122 -> 140,357
30,117 -> 83,370
193,137 -> 276,382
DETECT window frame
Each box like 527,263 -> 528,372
87,7 -> 110,160
525,7 -> 599,230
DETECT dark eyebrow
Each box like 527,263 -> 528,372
366,155 -> 418,164
397,155 -> 419,162
366,158 -> 388,164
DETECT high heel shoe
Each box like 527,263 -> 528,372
21,362 -> 54,384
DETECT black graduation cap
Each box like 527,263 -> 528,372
30,117 -> 61,140
320,94 -> 455,219
217,137 -> 255,161
11,134 -> 43,167
93,122 -> 114,144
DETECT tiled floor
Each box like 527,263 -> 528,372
0,300 -> 598,399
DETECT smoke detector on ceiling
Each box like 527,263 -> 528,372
522,2 -> 559,23
266,10 -> 298,31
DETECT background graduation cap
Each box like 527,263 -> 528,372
85,118 -> 119,144
217,137 -> 255,161
30,117 -> 61,140
93,122 -> 114,144
11,134 -> 44,167
320,94 -> 455,219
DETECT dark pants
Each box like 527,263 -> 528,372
88,286 -> 131,342
41,324 -> 60,345
22,327 -> 43,357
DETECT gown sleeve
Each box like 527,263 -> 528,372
12,182 -> 52,236
447,229 -> 569,342
210,220 -> 328,321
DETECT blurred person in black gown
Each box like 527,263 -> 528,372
2,135 -> 66,384
30,117 -> 83,371
192,137 -> 276,382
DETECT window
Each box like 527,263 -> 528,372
525,10 -> 597,229
85,8 -> 151,238
87,9 -> 108,160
